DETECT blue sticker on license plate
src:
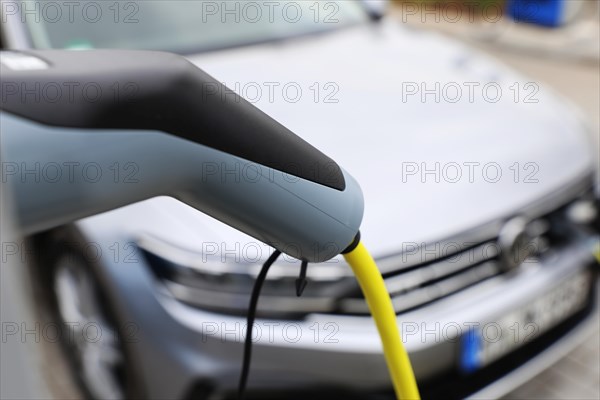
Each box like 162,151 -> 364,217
460,270 -> 591,373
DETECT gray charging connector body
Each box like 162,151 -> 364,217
1,50 -> 364,262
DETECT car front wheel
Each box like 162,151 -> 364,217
34,229 -> 140,400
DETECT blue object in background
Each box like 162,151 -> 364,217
507,0 -> 567,27
460,329 -> 481,373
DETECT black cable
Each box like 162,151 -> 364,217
237,249 -> 282,400
296,260 -> 308,297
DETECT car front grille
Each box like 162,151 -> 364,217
141,175 -> 597,318
338,240 -> 503,315
332,183 -> 597,316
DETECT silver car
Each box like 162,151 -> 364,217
1,1 -> 598,399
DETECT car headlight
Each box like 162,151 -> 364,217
137,234 -> 353,318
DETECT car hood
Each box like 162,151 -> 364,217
79,20 -> 594,260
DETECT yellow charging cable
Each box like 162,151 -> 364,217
593,239 -> 600,263
343,241 -> 421,400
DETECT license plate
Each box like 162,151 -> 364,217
460,270 -> 592,373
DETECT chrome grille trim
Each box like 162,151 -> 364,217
384,242 -> 499,296
164,280 -> 336,315
340,259 -> 502,315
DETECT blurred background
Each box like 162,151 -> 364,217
390,1 -> 599,398
393,0 -> 599,147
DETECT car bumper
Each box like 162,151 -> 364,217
89,226 -> 597,399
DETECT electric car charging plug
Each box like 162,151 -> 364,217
1,50 -> 420,400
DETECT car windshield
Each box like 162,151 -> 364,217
24,1 -> 368,53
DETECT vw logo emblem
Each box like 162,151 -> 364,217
498,217 -> 537,271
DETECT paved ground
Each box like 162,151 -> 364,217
507,329 -> 600,399
394,3 -> 600,399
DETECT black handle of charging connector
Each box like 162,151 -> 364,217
0,50 -> 345,190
